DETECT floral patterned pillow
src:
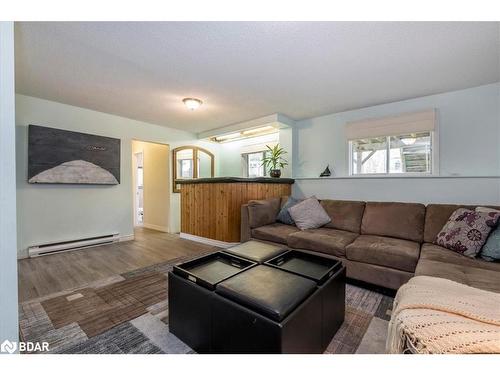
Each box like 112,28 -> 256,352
435,208 -> 500,258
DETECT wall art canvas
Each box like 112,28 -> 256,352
28,125 -> 121,185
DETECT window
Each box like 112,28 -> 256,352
172,146 -> 215,193
243,151 -> 268,177
178,159 -> 193,178
346,109 -> 437,176
350,132 -> 432,175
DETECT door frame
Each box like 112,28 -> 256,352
133,151 -> 144,227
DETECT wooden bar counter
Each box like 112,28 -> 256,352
177,177 -> 294,244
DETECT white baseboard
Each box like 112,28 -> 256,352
18,250 -> 29,259
179,233 -> 240,248
119,234 -> 135,242
18,233 -> 135,259
143,223 -> 169,233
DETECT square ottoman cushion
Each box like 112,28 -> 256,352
225,240 -> 287,263
215,265 -> 316,322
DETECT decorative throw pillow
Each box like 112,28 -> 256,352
476,207 -> 500,261
288,197 -> 331,230
434,208 -> 500,258
276,196 -> 301,225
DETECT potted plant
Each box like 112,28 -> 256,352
261,144 -> 288,178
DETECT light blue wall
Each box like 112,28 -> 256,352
0,22 -> 19,348
292,83 -> 500,205
217,132 -> 281,177
294,83 -> 500,178
15,95 -> 212,257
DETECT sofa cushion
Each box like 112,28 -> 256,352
287,227 -> 358,257
346,235 -> 420,272
415,258 -> 500,294
361,202 -> 426,243
434,208 -> 500,258
320,200 -> 365,233
251,223 -> 300,244
248,197 -> 281,228
288,197 -> 331,230
420,243 -> 500,273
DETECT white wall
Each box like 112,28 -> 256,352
293,83 -> 500,205
294,177 -> 500,205
0,22 -> 19,346
16,95 -> 203,258
217,132 -> 293,177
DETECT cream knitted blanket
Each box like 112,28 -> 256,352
386,276 -> 500,354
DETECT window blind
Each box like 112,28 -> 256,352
346,109 -> 436,140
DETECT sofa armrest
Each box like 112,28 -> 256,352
241,204 -> 251,242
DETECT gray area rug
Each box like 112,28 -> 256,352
19,253 -> 393,354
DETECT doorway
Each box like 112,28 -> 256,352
134,152 -> 144,226
132,140 -> 170,232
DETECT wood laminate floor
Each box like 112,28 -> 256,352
18,227 -> 218,302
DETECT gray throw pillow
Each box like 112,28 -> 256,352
276,197 -> 301,225
476,207 -> 500,261
288,197 -> 331,230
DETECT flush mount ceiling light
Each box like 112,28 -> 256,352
182,98 -> 203,111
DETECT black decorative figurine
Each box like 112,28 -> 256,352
320,165 -> 331,177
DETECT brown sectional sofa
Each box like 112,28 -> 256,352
241,198 -> 500,292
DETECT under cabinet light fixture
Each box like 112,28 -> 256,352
211,126 -> 279,143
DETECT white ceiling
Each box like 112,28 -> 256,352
15,22 -> 500,134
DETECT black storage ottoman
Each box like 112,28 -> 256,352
211,265 -> 322,353
265,250 -> 346,347
169,249 -> 346,353
168,252 -> 256,352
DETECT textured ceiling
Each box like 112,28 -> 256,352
15,22 -> 500,134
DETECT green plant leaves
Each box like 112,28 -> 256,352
261,144 -> 288,171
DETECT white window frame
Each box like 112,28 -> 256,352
242,150 -> 269,177
348,131 -> 439,177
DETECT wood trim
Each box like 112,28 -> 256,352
180,182 -> 291,242
172,145 -> 215,193
179,232 -> 239,248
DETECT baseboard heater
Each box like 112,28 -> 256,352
28,233 -> 120,257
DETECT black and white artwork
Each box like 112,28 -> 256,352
28,125 -> 121,185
